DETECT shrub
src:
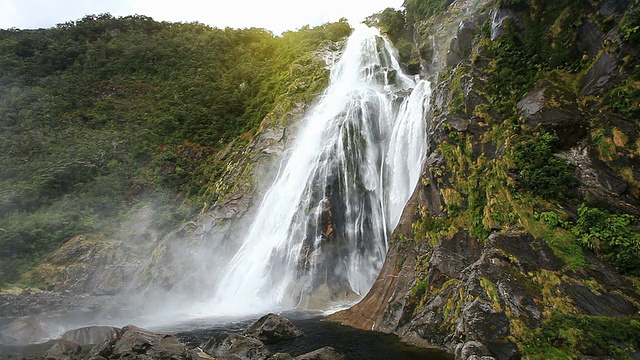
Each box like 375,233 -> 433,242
512,132 -> 579,200
573,204 -> 640,274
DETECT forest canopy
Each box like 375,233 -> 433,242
0,14 -> 352,286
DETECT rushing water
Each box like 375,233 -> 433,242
202,24 -> 432,316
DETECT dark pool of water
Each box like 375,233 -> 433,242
174,312 -> 453,360
2,312 -> 452,359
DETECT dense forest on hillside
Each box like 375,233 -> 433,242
0,14 -> 351,286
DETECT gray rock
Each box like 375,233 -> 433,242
517,80 -> 587,148
579,52 -> 618,97
577,18 -> 603,58
460,341 -> 492,359
202,332 -> 269,360
44,339 -> 82,360
86,336 -> 115,359
61,326 -> 120,346
456,300 -> 521,360
600,0 -> 629,17
246,313 -> 303,344
0,315 -> 49,346
112,325 -> 187,359
294,346 -> 345,360
189,347 -> 217,359
447,21 -> 477,67
269,353 -> 295,360
558,145 -> 638,215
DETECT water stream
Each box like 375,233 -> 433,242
206,24 -> 432,316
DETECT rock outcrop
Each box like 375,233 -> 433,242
43,339 -> 82,360
333,0 -> 640,359
61,326 -> 120,346
294,346 -> 344,360
246,313 -> 303,344
201,332 -> 270,360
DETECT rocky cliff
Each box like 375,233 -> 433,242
333,0 -> 640,359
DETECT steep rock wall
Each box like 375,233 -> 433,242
333,0 -> 640,359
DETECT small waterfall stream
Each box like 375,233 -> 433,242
209,24 -> 432,315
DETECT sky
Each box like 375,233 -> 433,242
0,0 -> 404,34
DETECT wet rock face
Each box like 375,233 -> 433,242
577,18 -> 603,58
201,332 -> 270,360
559,144 -> 639,215
29,234 -> 146,296
334,222 -> 640,359
600,0 -> 630,16
246,313 -> 303,344
517,80 -> 587,149
579,52 -> 619,97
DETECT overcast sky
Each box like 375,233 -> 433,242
0,0 -> 404,34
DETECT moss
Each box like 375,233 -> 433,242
441,284 -> 465,331
532,270 -> 577,316
520,312 -> 640,359
480,276 -> 503,313
591,128 -> 617,161
516,198 -> 586,269
612,127 -> 629,148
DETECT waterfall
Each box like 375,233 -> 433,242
208,24 -> 432,315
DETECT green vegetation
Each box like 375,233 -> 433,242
399,0 -> 640,358
574,205 -> 640,275
512,132 -> 579,200
364,8 -> 418,72
403,0 -> 454,26
0,14 -> 351,287
521,312 -> 640,359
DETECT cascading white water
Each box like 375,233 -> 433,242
208,24 -> 431,315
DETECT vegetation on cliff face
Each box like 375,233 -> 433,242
418,0 -> 640,356
0,14 -> 351,287
336,0 -> 640,359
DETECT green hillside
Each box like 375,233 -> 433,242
0,14 -> 351,286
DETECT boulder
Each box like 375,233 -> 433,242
0,315 -> 49,346
294,346 -> 344,360
43,339 -> 82,360
111,325 -> 187,359
188,347 -> 216,360
86,337 -> 116,360
455,341 -> 492,359
61,325 -> 120,345
269,353 -> 295,360
202,332 -> 269,360
246,313 -> 303,344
